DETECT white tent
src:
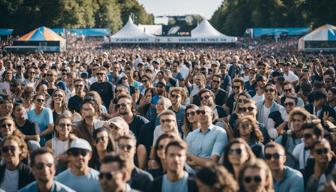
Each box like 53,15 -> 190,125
110,18 -> 155,43
190,19 -> 237,42
298,24 -> 336,51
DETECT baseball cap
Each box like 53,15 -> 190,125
68,138 -> 92,152
106,116 -> 129,130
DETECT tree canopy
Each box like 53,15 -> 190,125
0,0 -> 154,34
210,0 -> 336,36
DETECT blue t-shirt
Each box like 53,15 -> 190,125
56,168 -> 101,192
27,107 -> 53,145
162,171 -> 189,192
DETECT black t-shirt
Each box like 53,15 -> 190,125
68,95 -> 84,113
129,115 -> 149,142
16,120 -> 37,136
90,81 -> 114,109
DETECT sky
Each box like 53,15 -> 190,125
137,0 -> 223,19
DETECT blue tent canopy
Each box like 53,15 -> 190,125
0,29 -> 13,36
69,28 -> 111,36
328,28 -> 336,40
246,28 -> 310,38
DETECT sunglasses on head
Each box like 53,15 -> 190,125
244,175 -> 262,183
2,146 -> 16,153
34,162 -> 53,170
315,147 -> 329,155
264,153 -> 282,160
69,149 -> 89,157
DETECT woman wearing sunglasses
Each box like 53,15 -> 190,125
90,127 -> 116,169
238,159 -> 274,192
182,104 -> 200,138
223,138 -> 256,180
27,93 -> 54,146
45,114 -> 76,173
235,116 -> 265,158
0,135 -> 35,191
50,89 -> 71,124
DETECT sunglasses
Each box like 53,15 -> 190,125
239,107 -> 255,113
264,153 -> 282,160
58,123 -> 71,128
228,148 -> 242,155
53,94 -> 63,98
186,111 -> 196,117
96,136 -> 108,143
161,119 -> 174,123
96,73 -> 105,76
118,144 -> 133,151
265,89 -> 275,93
303,132 -> 313,139
284,88 -> 292,93
75,84 -> 84,88
69,149 -> 89,157
36,99 -> 45,103
201,95 -> 210,100
284,102 -> 294,107
238,99 -> 248,103
35,162 -> 53,170
196,110 -> 209,115
243,175 -> 262,183
212,80 -> 220,84
315,147 -> 329,155
116,103 -> 128,108
99,172 -> 114,180
1,123 -> 12,128
2,146 -> 16,153
170,94 -> 180,98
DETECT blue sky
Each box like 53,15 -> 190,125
137,0 -> 223,19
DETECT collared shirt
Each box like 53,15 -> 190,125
186,124 -> 228,158
273,166 -> 304,192
19,180 -> 75,192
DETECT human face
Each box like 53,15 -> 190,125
32,153 -> 55,183
283,84 -> 293,96
160,114 -> 177,133
68,148 -> 91,170
118,138 -> 136,160
232,82 -> 243,94
34,95 -> 45,109
165,146 -> 186,174
74,82 -> 85,94
170,91 -> 182,106
117,98 -> 132,116
95,131 -> 109,151
291,114 -> 304,134
200,92 -> 214,107
327,90 -> 335,102
13,105 -> 26,119
2,139 -> 21,167
56,118 -> 72,138
46,72 -> 57,82
197,107 -> 213,124
303,129 -> 318,148
155,99 -> 165,113
241,103 -> 257,117
186,108 -> 198,123
211,77 -> 221,89
284,98 -> 295,113
242,168 -> 267,192
96,70 -> 106,82
238,121 -> 253,137
100,162 -> 126,192
81,103 -> 96,118
257,65 -> 266,75
264,147 -> 286,171
194,75 -> 204,87
53,91 -> 64,104
156,138 -> 171,160
312,141 -> 333,165
1,119 -> 16,137
264,86 -> 276,100
228,143 -> 249,166
141,78 -> 150,88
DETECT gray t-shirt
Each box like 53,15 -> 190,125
56,168 -> 101,192
0,169 -> 19,192
162,171 -> 189,192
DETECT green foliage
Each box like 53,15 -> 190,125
0,0 -> 153,34
210,0 -> 336,36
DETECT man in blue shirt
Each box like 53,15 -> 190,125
264,143 -> 304,192
186,106 -> 228,169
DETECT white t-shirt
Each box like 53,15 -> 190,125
284,71 -> 299,82
0,169 -> 19,192
292,142 -> 310,170
253,94 -> 264,103
261,104 -> 271,125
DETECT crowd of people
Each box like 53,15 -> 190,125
0,37 -> 335,192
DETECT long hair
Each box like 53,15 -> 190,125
1,135 -> 28,161
93,127 -> 116,152
238,159 -> 274,192
222,138 -> 256,177
235,115 -> 264,144
152,133 -> 177,169
182,104 -> 199,137
50,88 -> 68,112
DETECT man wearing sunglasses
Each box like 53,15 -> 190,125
56,138 -> 101,192
68,78 -> 86,113
90,67 -> 114,109
20,148 -> 75,192
99,154 -> 136,192
264,143 -> 304,192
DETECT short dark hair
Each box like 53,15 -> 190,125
165,139 -> 188,154
100,154 -> 127,170
30,148 -> 54,166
